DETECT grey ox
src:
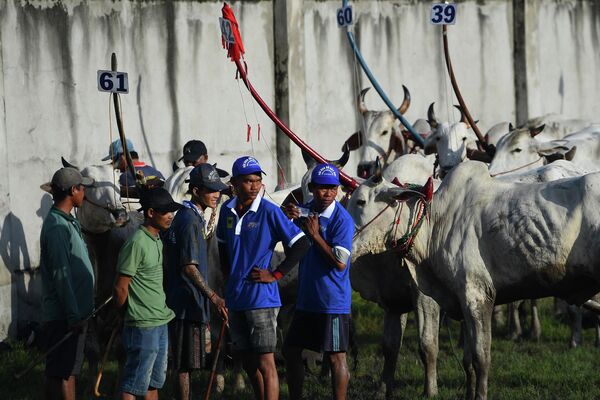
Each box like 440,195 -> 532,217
347,161 -> 600,400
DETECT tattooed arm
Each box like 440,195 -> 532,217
183,264 -> 228,320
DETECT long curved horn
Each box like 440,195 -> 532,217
302,149 -> 317,169
372,157 -> 383,183
397,85 -> 411,115
453,105 -> 470,128
61,157 -> 79,170
358,87 -> 370,115
427,103 -> 438,129
330,146 -> 350,168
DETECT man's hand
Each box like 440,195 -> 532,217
210,294 -> 229,321
304,214 -> 321,239
69,320 -> 86,334
284,204 -> 300,220
249,267 -> 277,283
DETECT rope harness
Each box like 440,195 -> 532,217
489,156 -> 543,177
353,182 -> 431,258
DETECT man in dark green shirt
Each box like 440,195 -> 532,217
40,167 -> 94,400
114,188 -> 181,400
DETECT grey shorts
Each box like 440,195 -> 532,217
228,307 -> 279,353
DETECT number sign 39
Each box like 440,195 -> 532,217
431,3 -> 456,25
220,17 -> 235,44
97,70 -> 129,94
336,5 -> 353,27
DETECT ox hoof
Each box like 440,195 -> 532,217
216,374 -> 225,394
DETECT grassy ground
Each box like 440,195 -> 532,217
2,295 -> 600,399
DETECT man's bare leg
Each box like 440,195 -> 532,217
329,352 -> 349,400
283,345 -> 304,400
257,353 -> 279,400
243,352 -> 265,400
175,371 -> 190,400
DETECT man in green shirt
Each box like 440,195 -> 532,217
114,187 -> 181,400
40,167 -> 94,400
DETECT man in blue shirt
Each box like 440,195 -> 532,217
164,163 -> 229,400
282,163 -> 355,400
216,156 -> 310,400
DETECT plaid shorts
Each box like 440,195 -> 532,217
169,319 -> 210,371
228,307 -> 279,353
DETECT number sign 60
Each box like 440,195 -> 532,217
431,3 -> 456,25
336,5 -> 353,27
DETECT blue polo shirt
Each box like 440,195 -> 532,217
216,195 -> 304,311
296,201 -> 354,314
163,201 -> 210,322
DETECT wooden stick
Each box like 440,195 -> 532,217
203,321 -> 227,400
93,321 -> 120,397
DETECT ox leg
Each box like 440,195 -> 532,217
461,327 -> 476,400
507,301 -> 522,341
380,311 -> 407,398
463,298 -> 494,400
529,300 -> 541,342
595,315 -> 600,348
415,294 -> 440,397
568,305 -> 583,348
492,306 -> 505,330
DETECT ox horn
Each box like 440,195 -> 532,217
509,122 -> 515,132
454,105 -> 470,128
302,149 -> 317,169
358,87 -> 370,115
529,124 -> 545,138
427,103 -> 438,129
372,157 -> 383,184
397,85 -> 411,115
330,146 -> 350,168
61,157 -> 79,170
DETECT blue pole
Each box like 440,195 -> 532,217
342,0 -> 425,147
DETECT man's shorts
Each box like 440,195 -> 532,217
228,307 -> 279,353
44,320 -> 87,379
121,324 -> 169,396
169,319 -> 210,371
285,311 -> 350,353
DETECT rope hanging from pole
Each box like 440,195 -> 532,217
220,3 -> 359,191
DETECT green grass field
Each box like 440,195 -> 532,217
2,295 -> 600,399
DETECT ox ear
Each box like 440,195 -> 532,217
301,150 -> 317,169
343,131 -> 365,152
509,122 -> 515,132
536,140 -> 573,157
389,132 -> 406,155
529,124 -> 545,137
565,146 -> 577,161
61,157 -> 79,170
543,145 -> 577,163
172,162 -> 179,173
378,186 -> 424,203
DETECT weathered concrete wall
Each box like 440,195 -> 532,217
1,0 -> 599,340
0,0 -> 276,339
526,0 -> 600,118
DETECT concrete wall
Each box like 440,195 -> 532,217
0,0 -> 599,340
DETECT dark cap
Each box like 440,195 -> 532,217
179,140 -> 208,162
45,167 -> 94,192
186,163 -> 228,192
139,187 -> 183,213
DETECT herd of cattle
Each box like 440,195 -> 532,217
62,86 -> 600,400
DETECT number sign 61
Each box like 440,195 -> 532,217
97,70 -> 129,94
431,3 -> 456,25
336,5 -> 353,27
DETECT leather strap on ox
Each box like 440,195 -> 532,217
221,4 -> 358,191
341,0 -> 424,147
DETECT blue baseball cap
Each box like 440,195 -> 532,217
311,163 -> 340,186
102,139 -> 136,161
232,156 -> 266,177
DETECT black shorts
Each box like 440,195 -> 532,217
44,320 -> 87,379
169,319 -> 210,371
285,311 -> 350,353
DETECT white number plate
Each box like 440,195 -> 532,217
430,3 -> 457,25
336,5 -> 353,27
97,70 -> 129,93
219,18 -> 235,44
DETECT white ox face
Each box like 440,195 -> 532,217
350,87 -> 411,179
425,122 -> 477,176
77,164 -> 128,234
487,126 -> 570,176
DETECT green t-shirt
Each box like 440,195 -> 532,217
40,207 -> 95,325
117,226 -> 174,327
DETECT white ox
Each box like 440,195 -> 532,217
488,124 -> 600,177
348,161 -> 600,400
